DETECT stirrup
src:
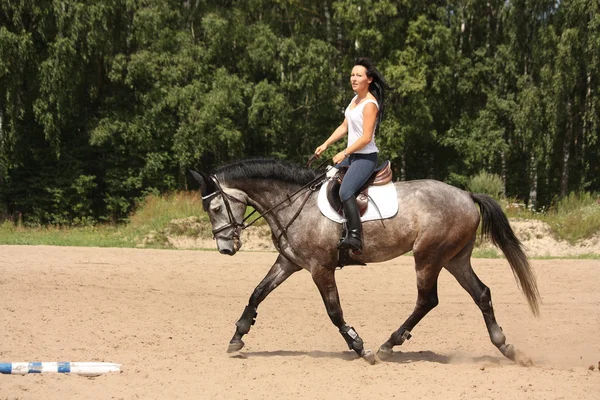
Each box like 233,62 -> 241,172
337,228 -> 362,252
337,248 -> 366,268
337,236 -> 362,252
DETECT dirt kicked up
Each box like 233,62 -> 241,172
0,245 -> 599,399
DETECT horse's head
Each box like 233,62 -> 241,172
190,170 -> 247,255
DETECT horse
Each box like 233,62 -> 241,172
191,158 -> 540,364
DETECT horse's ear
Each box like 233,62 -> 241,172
189,170 -> 204,185
189,170 -> 216,197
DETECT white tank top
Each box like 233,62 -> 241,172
344,95 -> 379,154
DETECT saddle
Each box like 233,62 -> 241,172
326,161 -> 392,216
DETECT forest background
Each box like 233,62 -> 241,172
1,0 -> 599,226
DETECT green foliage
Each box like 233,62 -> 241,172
501,197 -> 535,220
471,247 -> 502,259
542,192 -> 600,244
0,221 -> 129,247
499,192 -> 600,245
0,191 -> 211,248
1,191 -> 598,258
467,171 -> 505,200
245,206 -> 267,227
445,172 -> 469,190
1,0 -> 599,225
126,191 -> 207,239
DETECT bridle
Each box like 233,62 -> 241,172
202,176 -> 247,241
203,167 -> 328,245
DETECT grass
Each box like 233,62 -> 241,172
502,192 -> 600,244
531,253 -> 600,260
0,222 -> 129,247
0,192 -> 209,249
0,191 -> 264,249
541,192 -> 600,244
125,192 -> 211,248
1,191 -> 599,258
471,247 -> 502,259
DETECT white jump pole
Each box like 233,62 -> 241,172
0,362 -> 121,376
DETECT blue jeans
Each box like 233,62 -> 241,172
336,152 -> 378,201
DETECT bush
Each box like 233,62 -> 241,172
542,192 -> 600,243
467,171 -> 505,200
127,192 -> 208,240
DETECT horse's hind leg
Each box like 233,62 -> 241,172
228,254 -> 301,353
445,246 -> 522,363
311,267 -> 376,364
377,255 -> 442,360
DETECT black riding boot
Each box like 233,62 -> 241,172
337,196 -> 362,252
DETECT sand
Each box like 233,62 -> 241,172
0,245 -> 599,399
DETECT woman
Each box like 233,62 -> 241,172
314,57 -> 390,253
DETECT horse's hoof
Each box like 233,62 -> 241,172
227,340 -> 245,353
377,346 -> 393,361
499,343 -> 516,361
514,349 -> 534,367
361,349 -> 377,365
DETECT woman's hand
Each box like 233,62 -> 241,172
333,150 -> 347,165
314,143 -> 328,158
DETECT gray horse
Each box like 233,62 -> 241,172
191,158 -> 540,364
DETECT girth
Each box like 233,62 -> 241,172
326,160 -> 392,216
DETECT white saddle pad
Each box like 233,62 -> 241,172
317,179 -> 399,223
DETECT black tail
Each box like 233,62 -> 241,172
471,193 -> 541,316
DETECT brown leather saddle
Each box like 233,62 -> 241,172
326,161 -> 393,216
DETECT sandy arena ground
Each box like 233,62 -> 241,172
0,245 -> 599,399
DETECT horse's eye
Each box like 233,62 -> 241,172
212,205 -> 222,213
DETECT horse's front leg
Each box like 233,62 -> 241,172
228,254 -> 301,353
311,267 -> 376,364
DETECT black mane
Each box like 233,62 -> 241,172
214,158 -> 318,185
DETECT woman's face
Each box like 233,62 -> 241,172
350,65 -> 372,93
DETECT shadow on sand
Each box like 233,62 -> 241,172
230,350 -> 357,361
230,349 -> 506,365
381,350 -> 506,365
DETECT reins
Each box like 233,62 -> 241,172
206,157 -> 330,245
306,153 -> 331,171
241,171 -> 327,229
241,155 -> 330,229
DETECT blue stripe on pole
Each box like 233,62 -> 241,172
58,362 -> 70,373
0,363 -> 12,374
28,362 -> 42,373
0,361 -> 120,374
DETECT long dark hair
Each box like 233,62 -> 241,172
354,57 -> 391,128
